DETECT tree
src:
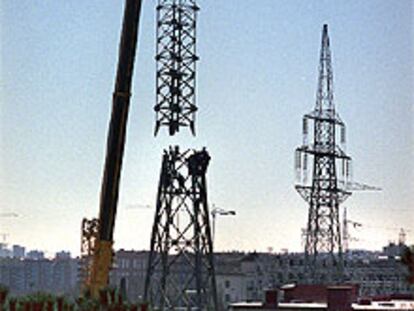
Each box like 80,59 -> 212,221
401,245 -> 414,289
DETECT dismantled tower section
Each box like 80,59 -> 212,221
144,146 -> 218,310
294,24 -> 352,282
154,0 -> 200,136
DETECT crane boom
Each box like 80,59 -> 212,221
87,0 -> 142,297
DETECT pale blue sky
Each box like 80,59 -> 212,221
1,1 -> 413,256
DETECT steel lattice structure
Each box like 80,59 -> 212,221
154,0 -> 199,136
144,146 -> 218,310
294,25 -> 352,282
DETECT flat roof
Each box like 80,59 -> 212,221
230,300 -> 414,310
352,300 -> 414,310
230,302 -> 326,309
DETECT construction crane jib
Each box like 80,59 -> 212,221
83,0 -> 143,298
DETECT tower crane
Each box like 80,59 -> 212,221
0,213 -> 19,245
343,206 -> 411,250
0,233 -> 9,243
0,213 -> 19,218
210,204 -> 236,242
82,0 -> 143,298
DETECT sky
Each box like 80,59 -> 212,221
1,1 -> 413,257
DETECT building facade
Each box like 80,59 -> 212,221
0,248 -> 410,306
0,255 -> 79,297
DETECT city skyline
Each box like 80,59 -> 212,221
1,1 -> 413,256
0,239 -> 407,261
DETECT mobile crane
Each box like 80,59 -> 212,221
83,0 -> 143,298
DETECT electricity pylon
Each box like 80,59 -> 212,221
294,24 -> 352,283
144,146 -> 218,310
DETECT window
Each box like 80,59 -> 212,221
225,280 -> 230,288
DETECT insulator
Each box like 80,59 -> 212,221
295,150 -> 301,170
303,153 -> 308,184
345,160 -> 350,178
343,160 -> 347,177
303,118 -> 309,145
303,153 -> 308,171
303,118 -> 308,135
341,126 -> 346,144
345,160 -> 353,183
295,151 -> 301,182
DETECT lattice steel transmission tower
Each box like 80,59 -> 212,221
294,24 -> 352,282
144,146 -> 218,310
154,0 -> 199,136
